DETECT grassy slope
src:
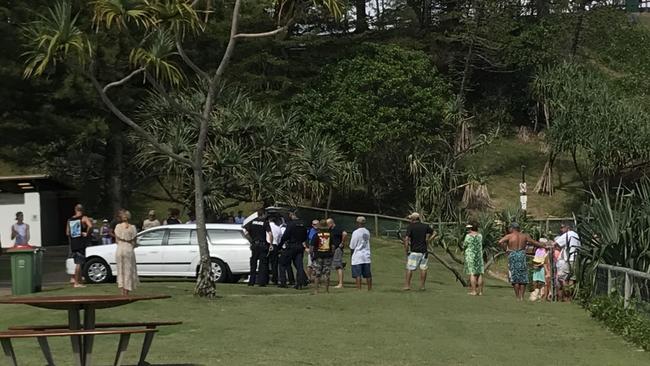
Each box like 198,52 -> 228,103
460,137 -> 583,217
0,237 -> 647,366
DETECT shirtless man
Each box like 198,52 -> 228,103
498,223 -> 550,301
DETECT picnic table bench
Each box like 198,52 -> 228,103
1,328 -> 157,366
0,295 -> 180,366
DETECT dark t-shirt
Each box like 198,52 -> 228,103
68,215 -> 89,252
244,218 -> 270,243
406,222 -> 433,253
311,230 -> 333,259
165,217 -> 181,225
330,226 -> 344,252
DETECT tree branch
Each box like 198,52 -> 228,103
144,71 -> 205,124
176,36 -> 208,79
211,0 -> 241,91
86,71 -> 194,166
233,26 -> 288,39
103,68 -> 145,93
156,176 -> 182,203
132,190 -> 184,204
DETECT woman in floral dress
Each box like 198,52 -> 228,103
114,209 -> 139,295
463,222 -> 484,296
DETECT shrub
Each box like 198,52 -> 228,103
583,295 -> 650,351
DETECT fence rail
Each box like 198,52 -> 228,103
594,263 -> 650,314
288,203 -> 575,238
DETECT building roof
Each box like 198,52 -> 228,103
0,175 -> 74,194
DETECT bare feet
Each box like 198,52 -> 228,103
418,288 -> 426,291
402,287 -> 411,291
73,284 -> 86,288
468,291 -> 477,296
334,284 -> 344,289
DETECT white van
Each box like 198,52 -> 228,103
65,224 -> 250,284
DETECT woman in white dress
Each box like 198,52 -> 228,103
114,209 -> 139,295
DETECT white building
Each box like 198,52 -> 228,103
0,175 -> 75,248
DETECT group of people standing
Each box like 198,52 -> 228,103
66,204 -> 139,295
244,210 -> 373,293
460,220 -> 581,301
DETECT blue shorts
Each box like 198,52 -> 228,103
351,263 -> 372,278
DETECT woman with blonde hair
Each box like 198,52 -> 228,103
114,209 -> 139,295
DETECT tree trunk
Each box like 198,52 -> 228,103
571,1 -> 588,58
534,153 -> 555,195
429,250 -> 467,286
325,186 -> 333,217
193,165 -> 217,298
106,118 -> 124,214
355,0 -> 368,33
535,0 -> 549,17
571,146 -> 590,191
375,0 -> 382,29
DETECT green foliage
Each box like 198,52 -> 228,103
129,29 -> 183,85
133,88 -> 360,212
22,0 -> 92,77
582,295 -> 650,351
293,43 -> 452,213
293,43 -> 451,158
534,62 -> 650,181
576,179 -> 650,289
91,0 -> 156,30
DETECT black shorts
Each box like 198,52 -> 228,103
71,249 -> 86,265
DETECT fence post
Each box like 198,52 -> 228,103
607,269 -> 613,295
624,273 -> 631,309
374,215 -> 379,237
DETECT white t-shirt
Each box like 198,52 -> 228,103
349,227 -> 371,265
554,230 -> 580,262
269,222 -> 286,245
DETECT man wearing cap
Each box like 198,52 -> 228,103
10,211 -> 30,246
403,212 -> 433,291
498,223 -> 549,301
142,210 -> 161,231
553,223 -> 581,301
350,216 -> 372,290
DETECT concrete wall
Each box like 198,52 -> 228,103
0,192 -> 41,248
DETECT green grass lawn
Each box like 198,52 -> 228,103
1,237 -> 647,366
460,137 -> 584,217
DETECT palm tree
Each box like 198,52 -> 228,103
292,134 -> 362,210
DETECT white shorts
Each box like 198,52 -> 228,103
407,252 -> 428,271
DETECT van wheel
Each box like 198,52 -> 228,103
84,258 -> 112,284
209,258 -> 229,283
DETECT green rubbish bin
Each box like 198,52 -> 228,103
7,247 -> 44,295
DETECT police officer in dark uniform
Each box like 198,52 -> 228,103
279,210 -> 308,289
244,208 -> 271,287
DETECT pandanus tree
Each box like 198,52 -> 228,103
22,0 -> 341,297
532,62 -> 650,195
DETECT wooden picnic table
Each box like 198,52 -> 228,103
0,294 -> 171,366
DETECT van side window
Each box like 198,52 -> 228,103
137,229 -> 165,246
168,229 -> 191,246
208,229 -> 245,244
